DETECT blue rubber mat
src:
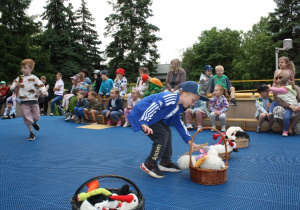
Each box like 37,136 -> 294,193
0,116 -> 299,209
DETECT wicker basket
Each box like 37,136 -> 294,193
218,150 -> 232,160
189,127 -> 229,185
235,137 -> 249,148
71,174 -> 145,210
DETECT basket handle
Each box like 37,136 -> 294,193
189,126 -> 229,167
72,174 -> 143,198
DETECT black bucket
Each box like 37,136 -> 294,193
71,174 -> 145,210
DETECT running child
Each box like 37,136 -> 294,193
10,59 -> 48,140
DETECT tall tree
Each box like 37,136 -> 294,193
74,0 -> 102,70
41,0 -> 82,79
268,0 -> 300,73
181,27 -> 242,81
0,0 -> 43,81
104,0 -> 161,82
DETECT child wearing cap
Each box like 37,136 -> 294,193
255,84 -> 274,133
128,81 -> 201,179
113,68 -> 127,99
0,81 -> 8,100
127,67 -> 150,103
210,65 -> 237,106
10,59 -> 48,141
1,100 -> 16,119
98,70 -> 113,107
199,65 -> 213,95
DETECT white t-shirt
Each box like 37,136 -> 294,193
54,79 -> 64,96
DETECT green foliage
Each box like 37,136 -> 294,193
0,0 -> 45,82
104,0 -> 161,82
182,27 -> 242,81
268,0 -> 300,75
232,17 -> 277,90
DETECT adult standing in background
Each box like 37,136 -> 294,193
165,58 -> 186,93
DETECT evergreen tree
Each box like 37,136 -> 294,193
268,0 -> 300,73
0,0 -> 43,81
104,0 -> 161,82
41,0 -> 82,80
74,0 -> 102,70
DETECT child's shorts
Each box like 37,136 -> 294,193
256,113 -> 270,121
99,92 -> 110,97
20,103 -> 40,124
90,109 -> 101,115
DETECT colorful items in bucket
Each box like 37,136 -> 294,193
78,180 -> 139,210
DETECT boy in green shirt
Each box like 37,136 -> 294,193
210,65 -> 237,106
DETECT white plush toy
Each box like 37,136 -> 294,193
177,155 -> 197,170
212,140 -> 238,154
196,146 -> 225,170
225,126 -> 250,142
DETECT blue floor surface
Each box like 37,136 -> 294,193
0,116 -> 299,210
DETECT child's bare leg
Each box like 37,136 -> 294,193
27,124 -> 33,132
258,113 -> 266,128
267,117 -> 274,130
230,87 -> 235,99
91,110 -> 96,122
83,108 -> 89,120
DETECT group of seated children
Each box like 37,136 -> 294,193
0,81 -> 19,119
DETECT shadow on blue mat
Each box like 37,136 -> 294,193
0,116 -> 299,209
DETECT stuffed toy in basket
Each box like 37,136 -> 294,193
71,174 -> 145,210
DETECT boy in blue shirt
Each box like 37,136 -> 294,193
98,70 -> 113,107
128,81 -> 207,178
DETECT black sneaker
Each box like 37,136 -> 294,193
28,132 -> 35,141
158,161 -> 181,172
140,162 -> 165,178
32,122 -> 40,131
267,129 -> 274,134
230,98 -> 237,106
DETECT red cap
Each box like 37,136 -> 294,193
116,68 -> 125,76
141,74 -> 149,84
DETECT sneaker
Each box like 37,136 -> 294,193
256,127 -> 261,133
116,119 -> 122,126
140,162 -> 165,178
186,124 -> 193,130
211,125 -> 216,132
57,105 -> 64,110
221,125 -> 226,132
91,121 -> 97,125
41,113 -> 44,116
282,131 -> 288,137
32,122 -> 40,131
28,132 -> 35,141
107,119 -> 112,126
158,161 -> 181,172
50,113 -> 53,116
123,121 -> 130,127
197,125 -> 203,132
267,129 -> 274,134
85,120 -> 91,124
65,115 -> 71,122
230,98 -> 237,106
81,119 -> 86,124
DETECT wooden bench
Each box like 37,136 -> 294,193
95,114 -> 125,125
